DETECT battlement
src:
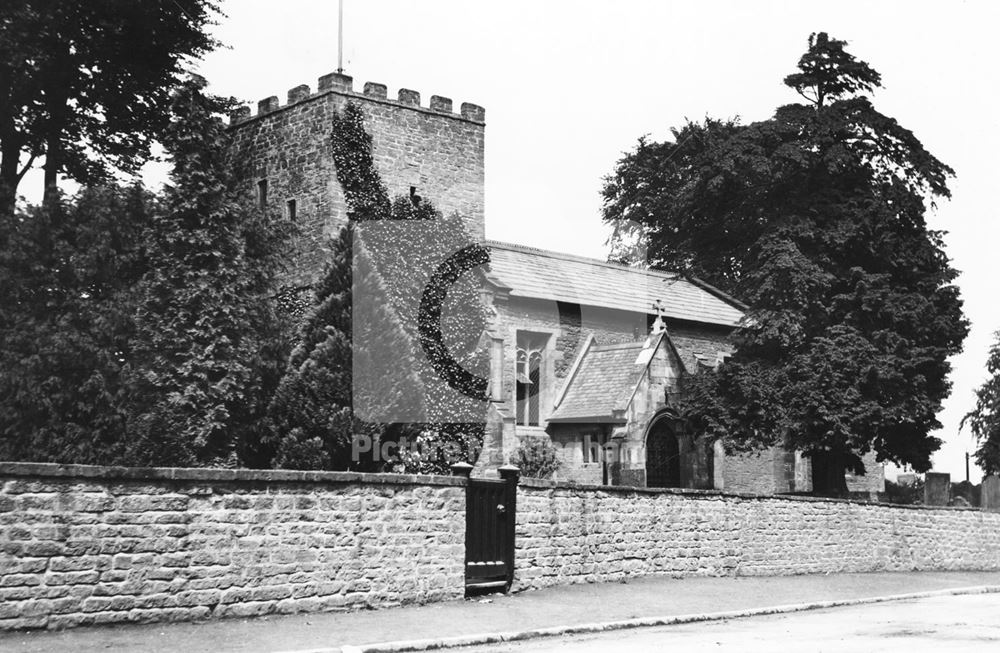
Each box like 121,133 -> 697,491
227,72 -> 486,126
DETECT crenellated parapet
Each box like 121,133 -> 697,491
228,71 -> 486,126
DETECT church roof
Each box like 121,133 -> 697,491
484,241 -> 744,327
547,341 -> 648,423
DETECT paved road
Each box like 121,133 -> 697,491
3,572 -> 999,653
460,592 -> 1000,653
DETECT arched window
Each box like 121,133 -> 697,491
515,332 -> 548,426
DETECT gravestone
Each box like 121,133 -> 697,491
924,472 -> 950,506
982,475 -> 1000,512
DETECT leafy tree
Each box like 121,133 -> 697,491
962,331 -> 1000,475
269,103 -> 488,473
125,76 -> 290,467
603,33 -> 967,494
0,185 -> 152,462
0,1 -> 219,212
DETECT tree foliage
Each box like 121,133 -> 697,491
0,185 -> 152,462
0,0 -> 219,212
962,332 -> 1000,475
603,33 -> 968,493
125,76 -> 291,467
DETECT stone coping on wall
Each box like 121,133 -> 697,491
0,461 -> 466,487
0,462 -> 978,512
517,476 -> 979,512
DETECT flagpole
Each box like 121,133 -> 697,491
337,0 -> 344,73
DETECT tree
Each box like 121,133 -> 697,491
962,332 -> 1000,475
602,33 -> 968,494
125,76 -> 290,467
0,184 -> 152,463
0,1 -> 218,212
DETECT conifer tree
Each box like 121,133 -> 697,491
0,185 -> 152,462
126,76 -> 290,466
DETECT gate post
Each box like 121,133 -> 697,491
498,464 -> 519,588
498,463 -> 520,482
451,462 -> 473,478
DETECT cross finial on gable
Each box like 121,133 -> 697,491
650,300 -> 666,336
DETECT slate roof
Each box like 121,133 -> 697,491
485,240 -> 744,327
547,341 -> 647,423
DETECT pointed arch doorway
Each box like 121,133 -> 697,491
645,411 -> 682,488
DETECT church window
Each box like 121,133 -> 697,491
257,179 -> 268,208
489,337 -> 504,401
515,331 -> 548,427
286,199 -> 297,220
582,433 -> 608,463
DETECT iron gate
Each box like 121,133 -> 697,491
464,473 -> 516,591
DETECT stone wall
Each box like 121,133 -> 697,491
721,447 -> 884,495
4,463 -> 990,632
227,72 -> 486,291
514,479 -> 1000,591
0,463 -> 464,631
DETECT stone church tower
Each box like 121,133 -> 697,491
226,71 -> 486,295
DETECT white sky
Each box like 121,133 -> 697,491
24,0 -> 1000,482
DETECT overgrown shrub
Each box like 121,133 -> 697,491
881,478 -> 924,505
513,438 -> 562,479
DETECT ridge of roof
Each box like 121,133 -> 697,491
684,274 -> 750,312
485,239 -> 682,282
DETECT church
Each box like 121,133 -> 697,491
226,71 -> 883,496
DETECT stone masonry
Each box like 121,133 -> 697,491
2,463 -> 989,632
0,463 -> 464,631
514,479 -> 1000,591
227,72 -> 485,291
